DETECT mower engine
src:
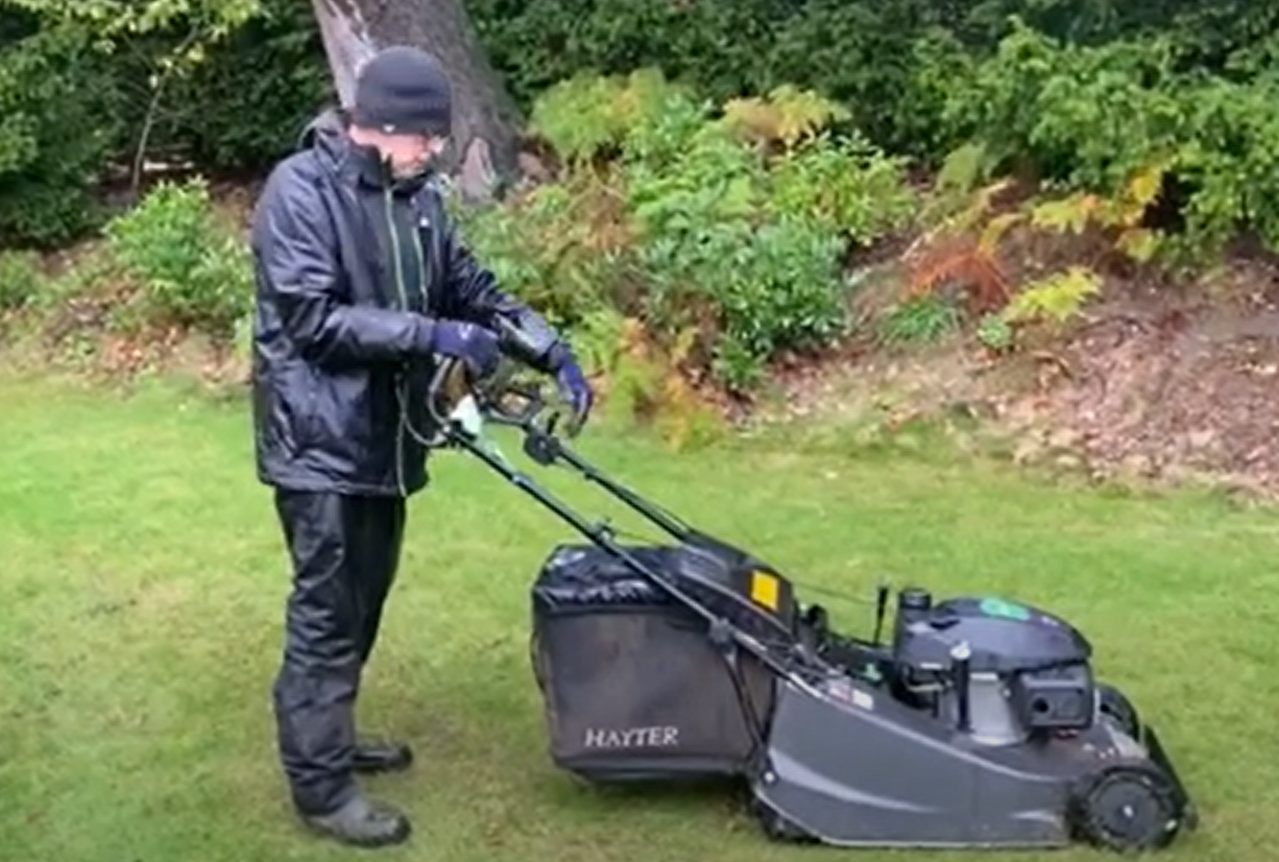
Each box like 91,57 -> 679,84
752,585 -> 1197,853
888,588 -> 1098,746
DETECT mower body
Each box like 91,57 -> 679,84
528,535 -> 1197,853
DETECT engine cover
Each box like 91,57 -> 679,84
893,591 -> 1092,675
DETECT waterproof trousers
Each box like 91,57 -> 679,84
271,489 -> 407,815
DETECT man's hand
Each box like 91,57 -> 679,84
548,344 -> 594,434
429,319 -> 501,379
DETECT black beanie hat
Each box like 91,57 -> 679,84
350,46 -> 453,137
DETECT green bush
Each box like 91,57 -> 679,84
467,0 -> 1279,160
764,131 -> 920,244
943,18 -> 1279,258
0,0 -> 327,246
0,249 -> 45,312
156,0 -> 332,173
0,18 -> 128,247
703,218 -> 849,389
463,0 -> 1279,270
7,0 -> 1279,262
465,0 -> 1008,159
461,70 -> 918,393
102,177 -> 252,340
453,172 -> 637,331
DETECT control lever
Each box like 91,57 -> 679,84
494,311 -> 560,369
489,312 -> 581,435
477,372 -> 548,429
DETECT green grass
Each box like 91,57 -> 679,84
1,369 -> 1277,862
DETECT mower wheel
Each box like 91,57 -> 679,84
1097,683 -> 1140,739
1068,761 -> 1183,853
750,798 -> 816,844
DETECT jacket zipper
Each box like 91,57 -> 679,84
384,187 -> 410,497
415,191 -> 433,306
414,223 -> 428,308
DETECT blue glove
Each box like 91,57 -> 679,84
430,319 -> 501,378
548,343 -> 594,433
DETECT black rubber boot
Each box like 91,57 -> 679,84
354,739 -> 413,774
302,793 -> 412,848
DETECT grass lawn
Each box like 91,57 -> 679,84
1,369 -> 1277,862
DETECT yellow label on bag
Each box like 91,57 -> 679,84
749,570 -> 780,611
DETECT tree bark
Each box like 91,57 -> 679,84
309,0 -> 524,202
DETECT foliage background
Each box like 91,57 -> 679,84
2,0 -> 1278,438
3,0 -> 1276,247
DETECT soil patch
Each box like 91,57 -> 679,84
766,255 -> 1279,501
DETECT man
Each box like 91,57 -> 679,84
248,45 -> 593,848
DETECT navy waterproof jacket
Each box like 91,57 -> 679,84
248,108 -> 547,497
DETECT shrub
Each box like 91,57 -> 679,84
943,18 -> 1279,260
0,249 -> 45,312
764,131 -> 918,244
102,177 -> 252,340
0,19 -> 128,246
7,0 -> 1279,261
471,69 -> 918,398
455,170 -> 637,331
705,218 -> 850,389
156,0 -> 332,173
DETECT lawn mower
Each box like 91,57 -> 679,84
415,319 -> 1199,853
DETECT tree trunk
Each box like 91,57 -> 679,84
309,0 -> 524,202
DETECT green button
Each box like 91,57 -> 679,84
979,598 -> 1031,620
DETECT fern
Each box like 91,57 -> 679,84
1030,194 -> 1098,235
1115,227 -> 1159,262
907,235 -> 1011,314
1027,161 -> 1170,261
951,178 -> 1018,235
1123,161 -> 1167,219
721,84 -> 851,149
527,74 -> 624,164
935,142 -> 995,197
528,68 -> 697,166
1003,266 -> 1102,324
569,306 -> 721,449
977,211 -> 1025,255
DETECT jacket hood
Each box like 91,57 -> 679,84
298,107 -> 347,152
296,106 -> 433,192
297,107 -> 391,188
298,107 -> 365,175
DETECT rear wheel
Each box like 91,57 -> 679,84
750,797 -> 816,844
1069,762 -> 1183,852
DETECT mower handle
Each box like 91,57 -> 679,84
425,349 -> 698,539
424,352 -> 564,440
